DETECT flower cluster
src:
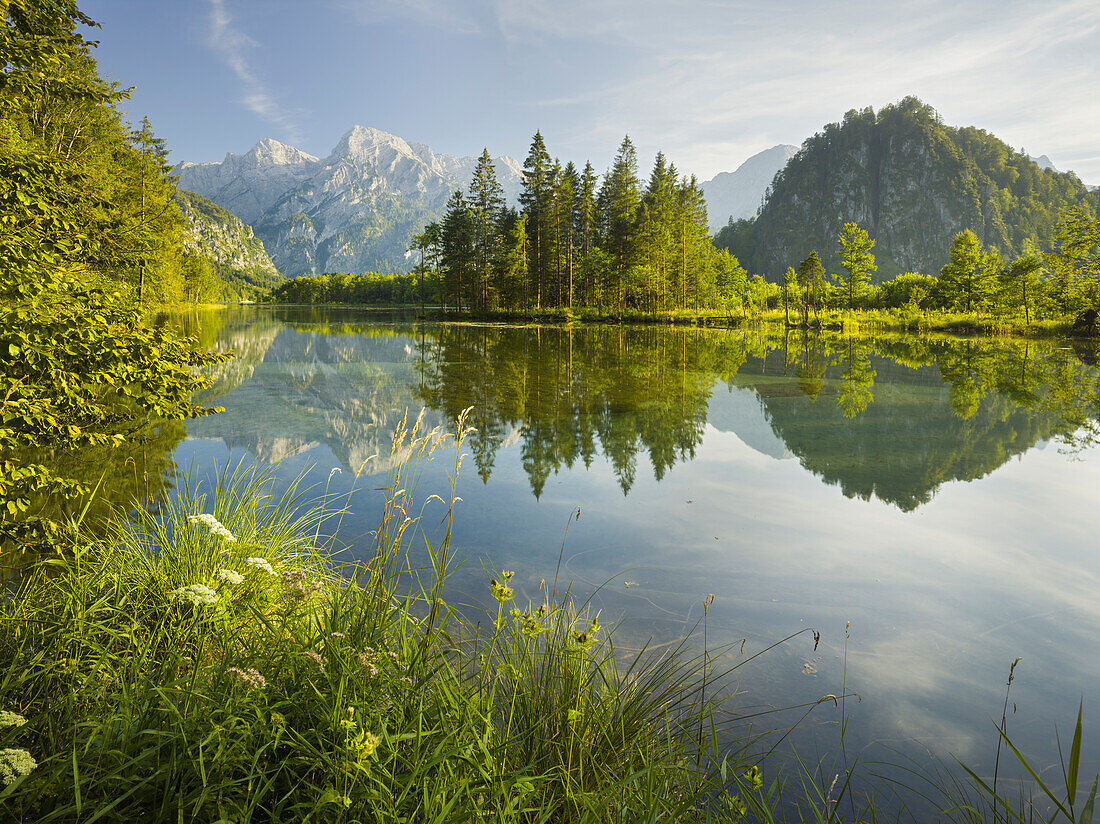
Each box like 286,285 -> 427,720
217,569 -> 244,585
168,583 -> 218,607
0,748 -> 36,786
572,617 -> 600,652
510,607 -> 548,638
244,557 -> 275,576
358,648 -> 379,676
226,667 -> 266,690
0,711 -> 27,728
490,570 -> 515,602
303,650 -> 327,673
188,513 -> 236,543
282,569 -> 323,599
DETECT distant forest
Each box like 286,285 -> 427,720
272,115 -> 1100,325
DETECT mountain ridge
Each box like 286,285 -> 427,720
701,144 -> 798,232
175,126 -> 523,276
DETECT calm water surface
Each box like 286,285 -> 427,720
168,306 -> 1100,811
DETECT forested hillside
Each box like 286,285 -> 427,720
718,97 -> 1099,280
174,189 -> 282,299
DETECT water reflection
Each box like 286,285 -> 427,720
187,310 -> 1100,512
168,308 -> 1100,815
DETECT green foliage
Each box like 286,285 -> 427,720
267,271 -> 437,305
0,1 -> 226,553
421,131 -> 749,316
835,222 -> 876,310
720,97 -> 1099,281
173,189 -> 283,299
0,419 -> 736,822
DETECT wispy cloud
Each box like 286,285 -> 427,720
207,0 -> 304,144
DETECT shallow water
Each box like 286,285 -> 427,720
167,306 -> 1100,813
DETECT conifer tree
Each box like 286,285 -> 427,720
468,149 -> 504,311
519,131 -> 552,307
797,250 -> 826,323
599,135 -> 640,311
440,190 -> 473,311
939,230 -> 998,313
555,161 -> 579,307
676,174 -> 709,309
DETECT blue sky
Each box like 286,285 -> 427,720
83,0 -> 1099,183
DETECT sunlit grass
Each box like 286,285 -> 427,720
1,410 -> 1095,821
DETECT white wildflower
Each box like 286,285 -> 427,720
188,512 -> 236,543
0,748 -> 36,786
0,711 -> 27,728
168,584 -> 218,607
244,557 -> 275,576
217,569 -> 244,585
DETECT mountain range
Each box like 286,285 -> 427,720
176,112 -> 1095,285
175,126 -> 523,277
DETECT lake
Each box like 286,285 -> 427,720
166,306 -> 1100,813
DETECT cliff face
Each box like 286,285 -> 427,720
721,98 -> 1097,280
174,189 -> 282,292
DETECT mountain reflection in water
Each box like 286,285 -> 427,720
163,306 -> 1100,817
184,308 -> 1100,512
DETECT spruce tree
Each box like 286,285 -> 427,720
519,131 -> 552,307
440,190 -> 473,311
600,135 -> 640,311
468,148 -> 504,311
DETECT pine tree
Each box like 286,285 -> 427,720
939,230 -> 997,313
676,174 -> 710,310
468,149 -> 504,311
797,250 -> 826,323
599,135 -> 640,311
440,190 -> 473,311
519,131 -> 552,307
555,161 -> 579,307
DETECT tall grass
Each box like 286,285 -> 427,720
0,410 -> 751,822
1,410 -> 1095,822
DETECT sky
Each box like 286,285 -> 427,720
82,0 -> 1100,184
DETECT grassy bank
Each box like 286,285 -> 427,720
0,414 -> 755,822
2,413 -> 1095,822
264,301 -> 1089,340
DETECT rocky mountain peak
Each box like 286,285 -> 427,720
702,144 -> 799,231
176,126 -> 525,277
330,125 -> 417,163
227,138 -> 318,171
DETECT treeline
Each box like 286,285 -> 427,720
412,135 -> 753,314
778,212 -> 1100,324
268,271 -> 440,304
